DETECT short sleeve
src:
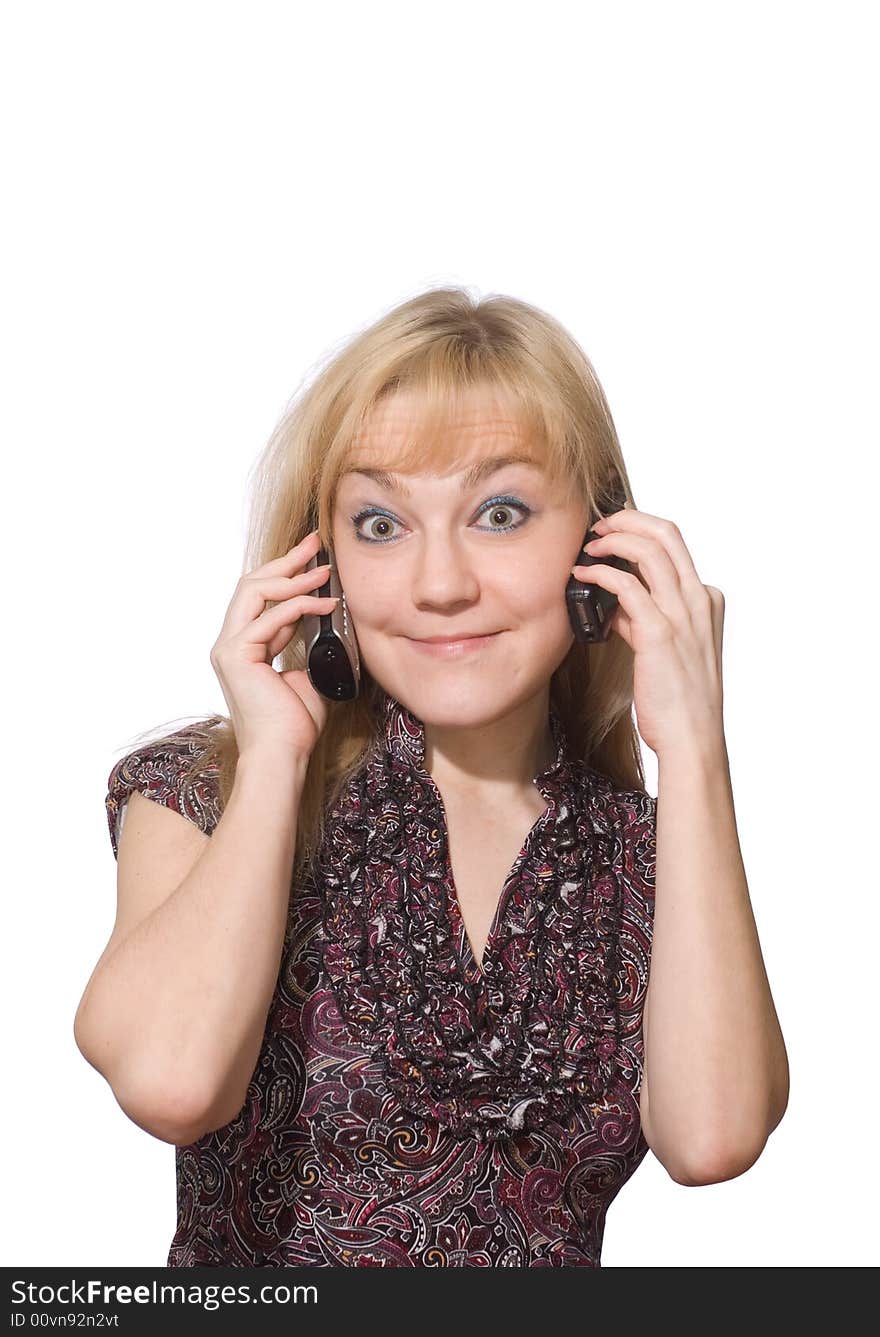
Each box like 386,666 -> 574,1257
104,721 -> 223,862
612,787 -> 658,1094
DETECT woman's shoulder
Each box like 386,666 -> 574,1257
105,715 -> 226,859
573,757 -> 657,825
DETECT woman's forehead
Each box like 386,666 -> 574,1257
346,391 -> 543,477
353,394 -> 528,449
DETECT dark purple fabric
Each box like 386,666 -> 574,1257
105,691 -> 657,1266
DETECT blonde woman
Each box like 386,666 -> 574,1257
74,287 -> 789,1267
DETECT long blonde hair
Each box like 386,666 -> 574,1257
124,285 -> 648,884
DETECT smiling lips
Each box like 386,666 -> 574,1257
407,631 -> 503,657
416,632 -> 499,643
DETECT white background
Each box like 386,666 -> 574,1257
2,0 -> 876,1268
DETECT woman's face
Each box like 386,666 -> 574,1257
330,387 -> 591,727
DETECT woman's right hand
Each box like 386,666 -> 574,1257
209,529 -> 342,761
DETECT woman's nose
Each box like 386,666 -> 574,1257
409,537 -> 481,601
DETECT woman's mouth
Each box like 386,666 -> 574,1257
406,632 -> 503,658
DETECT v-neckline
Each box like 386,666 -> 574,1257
436,787 -> 555,989
378,688 -> 572,990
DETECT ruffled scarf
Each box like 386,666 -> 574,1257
316,690 -> 627,1142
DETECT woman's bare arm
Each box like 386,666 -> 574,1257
74,746 -> 309,1144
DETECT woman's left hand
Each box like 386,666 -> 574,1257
571,508 -> 726,757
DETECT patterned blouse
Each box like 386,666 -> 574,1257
104,690 -> 658,1267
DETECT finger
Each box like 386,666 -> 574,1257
592,510 -> 704,596
248,592 -> 340,646
581,530 -> 691,629
570,561 -> 668,640
221,565 -> 332,640
250,529 -> 324,578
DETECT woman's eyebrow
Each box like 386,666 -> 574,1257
345,455 -> 542,498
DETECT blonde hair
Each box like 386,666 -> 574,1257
125,285 -> 648,884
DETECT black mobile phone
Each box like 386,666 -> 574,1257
565,479 -> 633,643
303,542 -> 362,702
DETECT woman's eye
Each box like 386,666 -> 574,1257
350,498 -> 531,544
353,512 -> 400,543
479,500 -> 528,531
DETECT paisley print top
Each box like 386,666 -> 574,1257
104,690 -> 658,1267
